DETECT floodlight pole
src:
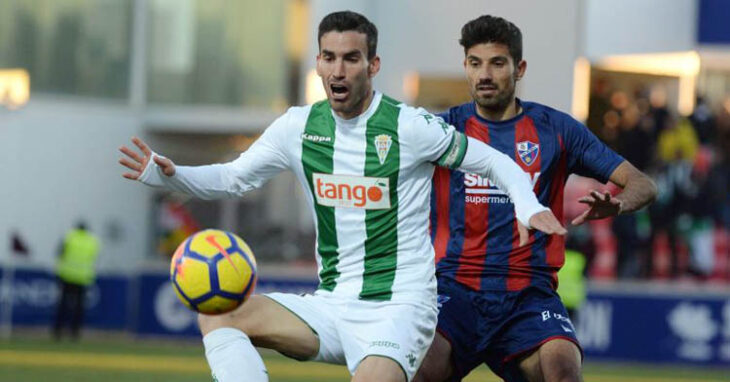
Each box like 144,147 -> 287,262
130,0 -> 148,110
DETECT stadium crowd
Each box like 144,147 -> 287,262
578,79 -> 730,282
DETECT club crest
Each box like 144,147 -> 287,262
516,141 -> 539,166
374,134 -> 392,165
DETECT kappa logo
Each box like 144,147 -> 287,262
374,134 -> 392,165
313,173 -> 390,209
406,353 -> 417,368
421,113 -> 450,134
516,141 -> 539,166
370,340 -> 400,350
301,133 -> 332,143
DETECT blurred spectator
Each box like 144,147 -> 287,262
617,104 -> 654,172
579,77 -> 730,282
648,152 -> 697,278
685,147 -> 717,277
649,86 -> 671,140
716,98 -> 730,229
658,115 -> 699,163
611,98 -> 653,278
689,96 -> 716,145
717,98 -> 730,160
601,109 -> 621,149
52,221 -> 100,341
613,213 -> 640,278
587,77 -> 612,132
10,230 -> 29,257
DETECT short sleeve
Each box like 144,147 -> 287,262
562,114 -> 624,183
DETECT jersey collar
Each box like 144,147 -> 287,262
471,98 -> 526,126
330,91 -> 382,127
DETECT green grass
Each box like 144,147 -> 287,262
0,335 -> 727,382
0,366 -> 208,382
0,335 -> 205,356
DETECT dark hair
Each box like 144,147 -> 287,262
318,11 -> 378,60
75,220 -> 88,231
460,15 -> 522,63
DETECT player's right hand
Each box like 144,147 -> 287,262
119,136 -> 176,180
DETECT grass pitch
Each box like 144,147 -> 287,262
0,335 -> 727,381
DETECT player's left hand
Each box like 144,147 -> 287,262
571,190 -> 622,225
517,210 -> 567,246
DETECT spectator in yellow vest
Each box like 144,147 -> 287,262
658,116 -> 699,163
52,221 -> 100,341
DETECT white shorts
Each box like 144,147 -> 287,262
264,291 -> 437,381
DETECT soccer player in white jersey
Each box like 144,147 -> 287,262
119,11 -> 566,382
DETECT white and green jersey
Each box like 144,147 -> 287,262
140,91 -> 545,302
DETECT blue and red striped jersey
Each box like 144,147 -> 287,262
430,100 -> 624,292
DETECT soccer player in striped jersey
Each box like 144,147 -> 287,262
118,11 -> 566,382
414,16 -> 657,382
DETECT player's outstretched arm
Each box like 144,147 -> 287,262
117,114 -> 291,200
118,136 -> 233,199
119,137 -> 176,180
571,161 -> 657,225
458,137 -> 567,244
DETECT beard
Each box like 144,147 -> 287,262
472,81 -> 516,114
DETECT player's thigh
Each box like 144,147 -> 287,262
518,338 -> 582,382
197,294 -> 319,360
352,355 -> 406,382
412,332 -> 453,382
342,300 -> 437,381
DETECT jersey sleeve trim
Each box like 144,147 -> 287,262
599,157 -> 625,184
436,131 -> 468,169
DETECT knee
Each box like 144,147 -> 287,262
548,368 -> 581,382
197,310 -> 245,337
197,299 -> 260,337
198,312 -> 232,336
534,339 -> 582,382
541,358 -> 582,382
553,362 -> 581,382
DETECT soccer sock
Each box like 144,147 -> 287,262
203,327 -> 269,382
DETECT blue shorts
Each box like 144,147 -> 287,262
436,277 -> 581,381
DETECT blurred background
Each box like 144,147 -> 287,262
1,0 -> 729,381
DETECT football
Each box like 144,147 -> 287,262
170,229 -> 257,314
